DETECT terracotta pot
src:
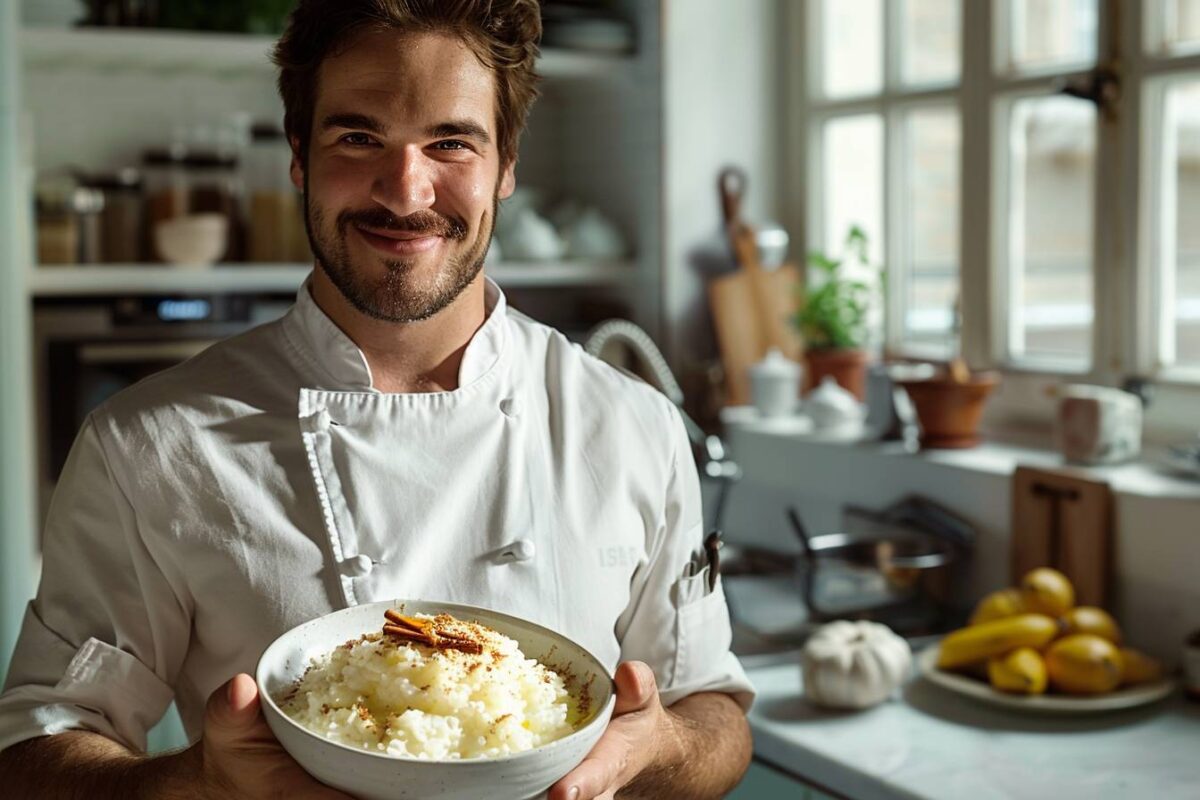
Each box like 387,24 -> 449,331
895,372 -> 1000,449
803,348 -> 870,401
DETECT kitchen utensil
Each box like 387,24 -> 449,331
1056,384 -> 1143,464
787,496 -> 974,636
916,645 -> 1175,714
1010,466 -> 1112,608
749,348 -> 802,418
257,599 -> 615,800
707,167 -> 803,405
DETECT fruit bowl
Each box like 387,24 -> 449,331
916,646 -> 1175,714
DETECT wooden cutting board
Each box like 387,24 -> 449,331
708,167 -> 803,406
708,264 -> 802,406
1010,466 -> 1113,607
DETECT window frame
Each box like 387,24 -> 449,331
787,0 -> 1200,441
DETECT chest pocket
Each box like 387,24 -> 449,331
298,387 -> 564,634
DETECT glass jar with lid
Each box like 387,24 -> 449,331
142,146 -> 190,262
245,123 -> 307,263
185,149 -> 245,263
87,167 -> 144,263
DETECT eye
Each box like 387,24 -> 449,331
433,140 -> 470,151
339,132 -> 376,147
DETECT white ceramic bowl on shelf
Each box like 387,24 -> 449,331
255,599 -> 615,800
154,213 -> 228,266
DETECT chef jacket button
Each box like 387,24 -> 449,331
340,554 -> 376,578
499,539 -> 535,562
499,398 -> 518,419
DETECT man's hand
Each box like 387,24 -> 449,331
196,672 -> 353,799
548,661 -> 669,800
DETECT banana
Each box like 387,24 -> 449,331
988,647 -> 1048,695
936,613 -> 1060,669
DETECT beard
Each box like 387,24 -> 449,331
303,176 -> 497,323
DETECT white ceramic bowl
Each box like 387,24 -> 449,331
256,599 -> 616,800
154,213 -> 228,266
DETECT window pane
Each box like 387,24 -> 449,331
1003,0 -> 1099,73
821,114 -> 884,344
1149,0 -> 1200,53
1006,96 -> 1096,366
901,0 -> 961,86
1165,79 -> 1200,368
823,115 -> 884,264
821,0 -> 882,97
901,107 -> 961,353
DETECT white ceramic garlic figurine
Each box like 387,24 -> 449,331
801,620 -> 912,710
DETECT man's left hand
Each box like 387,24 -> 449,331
548,660 -> 669,800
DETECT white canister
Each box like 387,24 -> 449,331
749,349 -> 802,418
1056,384 -> 1142,465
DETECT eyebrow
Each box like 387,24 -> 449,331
319,113 -> 492,145
321,112 -> 386,134
427,120 -> 492,145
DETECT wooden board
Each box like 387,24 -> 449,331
1010,466 -> 1113,608
708,263 -> 803,406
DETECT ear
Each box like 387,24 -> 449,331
498,160 -> 516,200
289,136 -> 305,192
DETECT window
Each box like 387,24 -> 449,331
805,0 -> 962,358
1142,2 -> 1200,381
790,0 -> 1200,428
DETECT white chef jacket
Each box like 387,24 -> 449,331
0,275 -> 753,754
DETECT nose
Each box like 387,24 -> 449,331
370,145 -> 436,218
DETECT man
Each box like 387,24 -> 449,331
0,1 -> 754,797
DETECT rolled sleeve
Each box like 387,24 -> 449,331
615,404 -> 755,711
0,416 -> 187,753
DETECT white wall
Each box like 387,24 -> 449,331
0,0 -> 37,680
661,0 -> 785,371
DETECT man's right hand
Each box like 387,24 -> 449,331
197,672 -> 353,799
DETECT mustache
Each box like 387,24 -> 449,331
340,207 -> 468,240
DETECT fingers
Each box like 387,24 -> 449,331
612,661 -> 657,716
204,673 -> 261,742
549,743 -> 624,800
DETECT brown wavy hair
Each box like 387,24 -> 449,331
272,0 -> 542,170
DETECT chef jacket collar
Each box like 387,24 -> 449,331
283,271 -> 508,392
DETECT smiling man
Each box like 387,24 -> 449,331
0,2 -> 753,798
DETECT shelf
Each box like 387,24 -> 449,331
20,26 -> 633,79
28,260 -> 640,296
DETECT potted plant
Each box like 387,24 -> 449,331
794,225 -> 878,400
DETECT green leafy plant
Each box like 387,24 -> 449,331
794,225 -> 881,351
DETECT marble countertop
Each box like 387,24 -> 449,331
743,654 -> 1200,800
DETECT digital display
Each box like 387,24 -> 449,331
156,299 -> 212,321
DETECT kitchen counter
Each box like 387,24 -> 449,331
742,653 -> 1200,800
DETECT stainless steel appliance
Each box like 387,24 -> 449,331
33,292 -> 292,525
